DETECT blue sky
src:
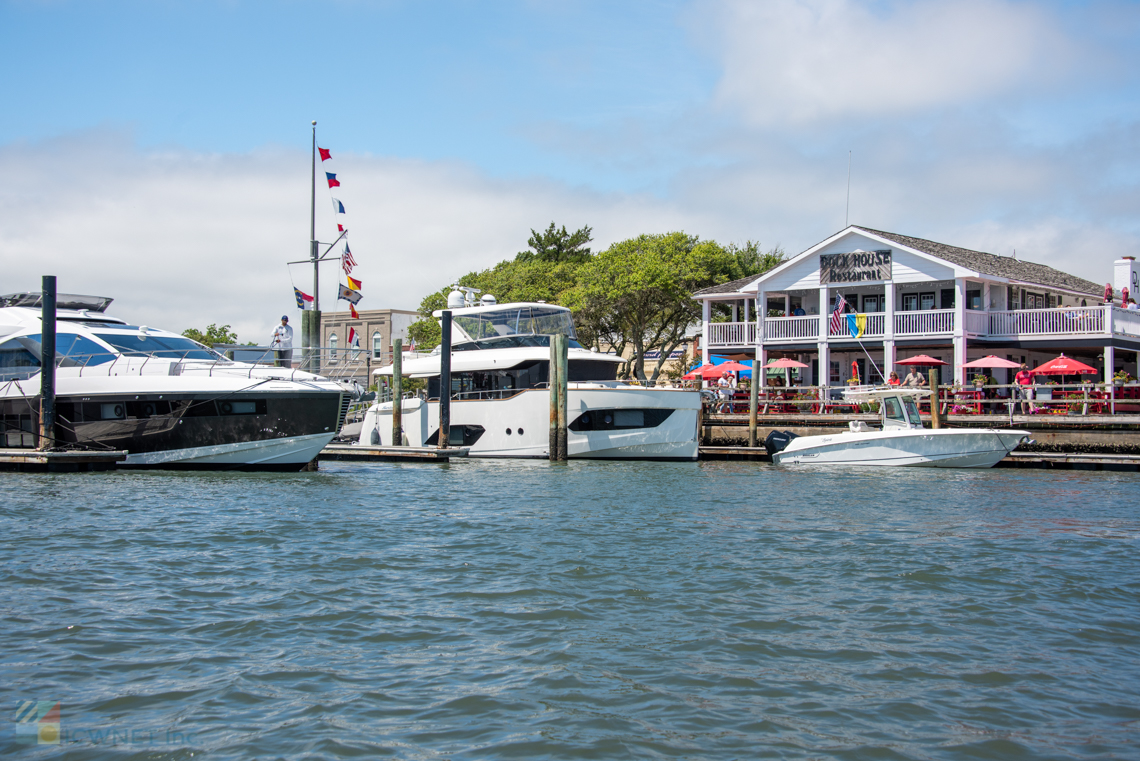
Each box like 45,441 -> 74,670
2,0 -> 1139,340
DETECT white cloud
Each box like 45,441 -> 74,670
0,130 -> 720,343
700,0 -> 1079,125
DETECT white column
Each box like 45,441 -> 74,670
818,341 -> 830,392
784,294 -> 791,316
884,340 -> 895,381
701,299 -> 711,366
732,302 -> 739,322
756,290 -> 766,345
954,277 -> 967,384
819,286 -> 829,342
1105,345 -> 1115,384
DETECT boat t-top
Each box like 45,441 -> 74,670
767,386 -> 1030,468
357,289 -> 701,459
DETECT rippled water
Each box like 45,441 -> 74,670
2,461 -> 1138,759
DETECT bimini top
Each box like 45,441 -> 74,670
1,292 -> 114,312
843,385 -> 931,403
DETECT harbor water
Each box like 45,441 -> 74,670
2,461 -> 1138,759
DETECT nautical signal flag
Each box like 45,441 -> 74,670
338,284 -> 363,304
338,224 -> 345,232
319,147 -> 332,161
294,287 -> 314,310
325,172 -> 340,188
333,199 -> 345,214
350,303 -> 359,319
347,275 -> 362,291
348,327 -> 356,345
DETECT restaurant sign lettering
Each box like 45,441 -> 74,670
819,250 -> 892,284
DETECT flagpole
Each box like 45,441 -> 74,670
311,120 -> 318,312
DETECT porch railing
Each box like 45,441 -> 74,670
894,309 -> 955,336
707,321 -> 757,347
765,315 -> 821,341
987,306 -> 1105,337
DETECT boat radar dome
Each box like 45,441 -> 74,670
480,294 -> 497,306
447,289 -> 466,309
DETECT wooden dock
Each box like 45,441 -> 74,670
320,444 -> 469,462
0,448 -> 127,472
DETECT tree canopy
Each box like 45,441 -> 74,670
514,222 -> 593,264
182,323 -> 239,347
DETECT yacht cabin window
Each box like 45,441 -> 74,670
883,396 -> 905,422
903,397 -> 923,426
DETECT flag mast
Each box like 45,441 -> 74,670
311,120 -> 319,312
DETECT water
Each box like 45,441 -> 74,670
2,461 -> 1138,759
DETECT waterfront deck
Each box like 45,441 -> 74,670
0,448 -> 127,472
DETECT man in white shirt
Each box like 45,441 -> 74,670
270,315 -> 293,367
903,368 -> 926,387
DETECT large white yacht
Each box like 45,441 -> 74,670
769,387 -> 1030,468
0,292 -> 350,469
357,292 -> 701,459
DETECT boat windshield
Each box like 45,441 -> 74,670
903,397 -> 924,427
882,396 -> 905,423
94,333 -> 224,360
453,307 -> 577,342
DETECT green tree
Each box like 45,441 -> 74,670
182,323 -> 239,347
566,233 -> 783,381
514,222 -> 593,264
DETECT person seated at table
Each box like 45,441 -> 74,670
773,377 -> 785,388
887,371 -> 901,386
903,368 -> 926,387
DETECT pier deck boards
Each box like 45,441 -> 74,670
0,448 -> 127,472
320,444 -> 469,462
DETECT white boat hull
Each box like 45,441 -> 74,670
122,432 -> 336,468
360,386 -> 700,460
773,428 -> 1030,468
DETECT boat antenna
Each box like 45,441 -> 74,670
845,150 -> 852,228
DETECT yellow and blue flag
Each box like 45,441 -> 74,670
846,313 -> 866,338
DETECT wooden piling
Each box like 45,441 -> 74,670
549,334 -> 561,461
748,359 -> 759,447
392,338 -> 403,447
556,334 -> 568,461
439,311 -> 452,448
929,368 -> 942,429
39,276 -> 56,450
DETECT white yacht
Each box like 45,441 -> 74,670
357,292 -> 701,459
768,387 -> 1030,468
0,292 -> 350,469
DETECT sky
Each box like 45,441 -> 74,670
2,0 -> 1139,342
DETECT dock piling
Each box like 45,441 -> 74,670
392,338 -> 403,447
439,310 -> 452,449
557,334 -> 568,461
749,359 -> 759,447
39,275 -> 56,450
929,368 -> 942,429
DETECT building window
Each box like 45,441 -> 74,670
966,289 -> 982,310
328,333 -> 338,363
919,292 -> 935,310
373,332 -> 383,360
902,294 -> 918,311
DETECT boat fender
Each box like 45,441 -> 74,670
764,430 -> 798,455
370,428 -> 380,446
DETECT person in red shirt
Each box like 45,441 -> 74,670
1015,363 -> 1035,414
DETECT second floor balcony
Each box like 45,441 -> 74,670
706,305 -> 1140,349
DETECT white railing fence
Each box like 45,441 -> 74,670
765,315 -> 821,340
707,321 -> 757,347
987,307 -> 1105,337
895,309 -> 955,336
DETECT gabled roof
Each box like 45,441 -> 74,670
853,226 -> 1102,297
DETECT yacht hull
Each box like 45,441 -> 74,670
773,429 -> 1029,468
361,386 -> 700,460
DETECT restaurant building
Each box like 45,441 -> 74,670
694,225 -> 1140,386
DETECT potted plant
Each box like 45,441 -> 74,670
1113,370 -> 1132,386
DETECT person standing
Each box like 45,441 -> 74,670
270,315 -> 293,368
1015,362 -> 1035,414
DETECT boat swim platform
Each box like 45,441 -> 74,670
319,444 -> 469,462
0,448 -> 128,472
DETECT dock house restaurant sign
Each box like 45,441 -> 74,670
819,250 -> 892,284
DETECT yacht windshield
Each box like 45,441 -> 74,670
453,307 -> 577,343
95,333 -> 223,360
903,397 -> 924,427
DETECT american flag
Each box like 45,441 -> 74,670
342,245 -> 357,275
829,293 -> 847,335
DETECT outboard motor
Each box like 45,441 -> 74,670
764,430 -> 798,456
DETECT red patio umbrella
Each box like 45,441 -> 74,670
961,355 -> 1022,369
896,354 -> 949,366
762,358 -> 809,369
683,361 -> 752,380
1029,354 -> 1098,376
